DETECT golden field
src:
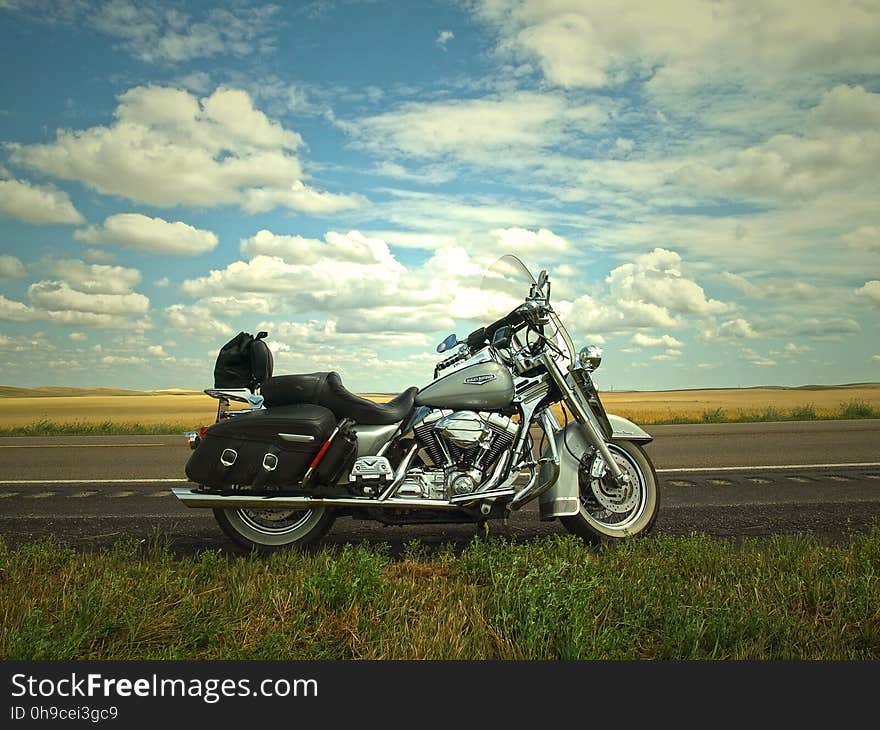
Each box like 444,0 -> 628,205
0,383 -> 877,429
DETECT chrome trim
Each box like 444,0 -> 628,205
449,487 -> 515,504
172,487 -> 463,511
278,433 -> 315,443
510,409 -> 560,510
607,414 -> 653,443
541,351 -> 627,483
220,448 -> 237,467
472,449 -> 512,494
204,388 -> 264,409
378,442 -> 420,500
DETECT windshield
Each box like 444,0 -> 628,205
480,254 -> 576,366
479,254 -> 536,303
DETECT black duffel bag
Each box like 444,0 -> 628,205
213,331 -> 274,390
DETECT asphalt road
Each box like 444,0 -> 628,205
0,419 -> 878,552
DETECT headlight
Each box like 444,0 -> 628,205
578,345 -> 603,371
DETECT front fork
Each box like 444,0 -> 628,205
540,352 -> 630,487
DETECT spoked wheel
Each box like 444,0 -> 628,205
213,506 -> 335,553
560,440 -> 659,544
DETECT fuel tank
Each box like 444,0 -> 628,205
415,361 -> 514,410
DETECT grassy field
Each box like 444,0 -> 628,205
0,383 -> 877,435
2,530 -> 878,660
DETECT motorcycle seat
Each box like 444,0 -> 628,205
261,372 -> 418,426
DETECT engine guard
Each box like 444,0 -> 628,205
538,414 -> 652,520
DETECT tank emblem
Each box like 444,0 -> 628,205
464,374 -> 496,385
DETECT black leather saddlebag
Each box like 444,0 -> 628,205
185,405 -> 335,488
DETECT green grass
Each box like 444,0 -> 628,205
0,419 -> 196,436
2,529 -> 879,660
647,400 -> 879,426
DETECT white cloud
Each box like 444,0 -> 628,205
809,84 -> 880,133
44,259 -> 141,295
3,264 -> 153,330
703,314 -> 860,342
165,302 -> 235,339
675,86 -> 880,203
651,348 -> 682,361
855,280 -> 880,307
632,333 -> 684,348
721,272 -> 820,300
436,30 -> 454,49
68,332 -> 87,342
184,230 -> 412,313
347,92 -> 606,165
82,248 -> 117,264
472,2 -> 880,90
782,342 -> 811,356
566,293 -> 678,335
242,182 -> 365,215
93,1 -> 280,64
28,280 -> 149,316
147,344 -> 172,359
0,178 -> 84,225
240,229 -> 396,266
676,130 -> 880,202
100,355 -> 147,366
489,227 -> 569,256
743,349 -> 777,368
0,254 -> 25,278
0,294 -> 38,322
75,213 -> 218,255
843,226 -> 880,254
701,318 -> 758,342
10,85 -> 360,214
607,248 -> 732,316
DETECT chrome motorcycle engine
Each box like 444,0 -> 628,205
399,409 -> 518,499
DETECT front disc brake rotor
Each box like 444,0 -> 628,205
584,454 -> 640,513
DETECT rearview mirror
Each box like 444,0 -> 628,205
437,333 -> 459,353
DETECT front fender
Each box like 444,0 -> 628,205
607,414 -> 653,443
538,414 -> 652,520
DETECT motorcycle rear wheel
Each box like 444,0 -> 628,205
213,506 -> 335,553
560,440 -> 659,545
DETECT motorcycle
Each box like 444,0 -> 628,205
173,254 -> 659,551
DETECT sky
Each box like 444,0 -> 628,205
0,0 -> 878,394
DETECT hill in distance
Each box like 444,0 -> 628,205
0,386 -> 203,398
0,383 -> 877,398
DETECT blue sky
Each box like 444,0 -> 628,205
0,0 -> 878,393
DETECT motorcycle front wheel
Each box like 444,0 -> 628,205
213,506 -> 335,553
560,440 -> 659,544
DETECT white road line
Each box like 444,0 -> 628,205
658,462 -> 880,473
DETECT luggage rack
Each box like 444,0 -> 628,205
185,389 -> 266,450
204,388 -> 265,420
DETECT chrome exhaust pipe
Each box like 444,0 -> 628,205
172,487 -> 463,511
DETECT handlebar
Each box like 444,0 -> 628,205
466,301 -> 543,350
